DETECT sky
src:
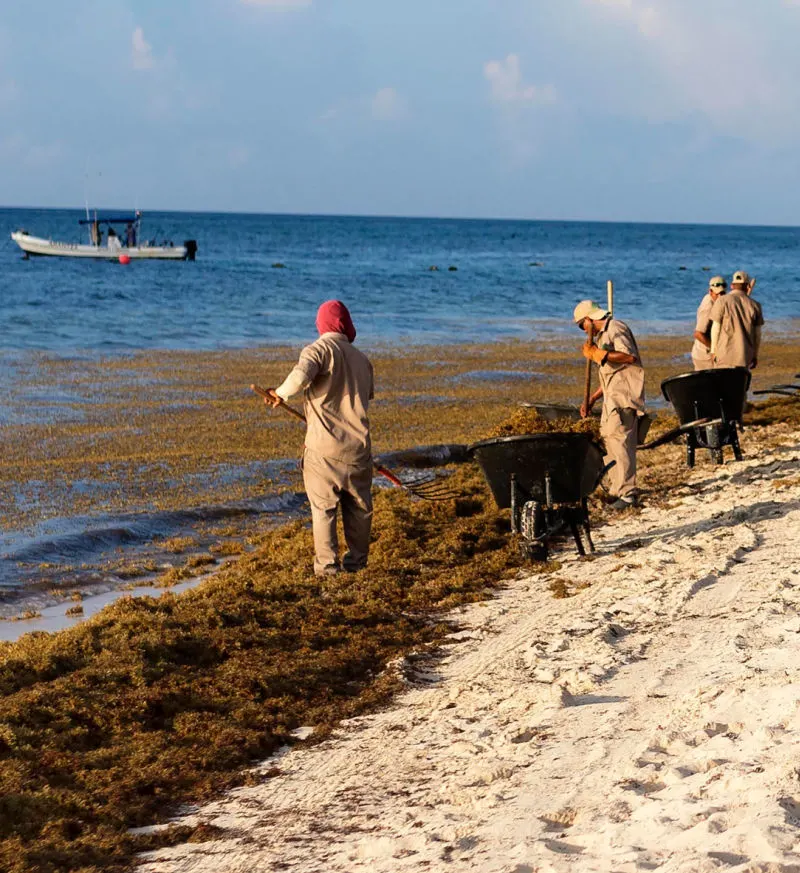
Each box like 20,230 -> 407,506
2,0 -> 800,224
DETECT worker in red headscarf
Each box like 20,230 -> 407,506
262,301 -> 374,576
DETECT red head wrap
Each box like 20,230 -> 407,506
315,300 -> 356,343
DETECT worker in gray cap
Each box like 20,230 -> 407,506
692,276 -> 727,370
574,300 -> 646,510
710,270 -> 763,370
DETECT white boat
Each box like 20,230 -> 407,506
11,212 -> 197,261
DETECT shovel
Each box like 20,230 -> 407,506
250,384 -> 459,501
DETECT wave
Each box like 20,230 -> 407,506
0,491 -> 306,571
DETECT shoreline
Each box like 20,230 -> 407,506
3,334 -> 800,622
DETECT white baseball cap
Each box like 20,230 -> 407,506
573,300 -> 610,324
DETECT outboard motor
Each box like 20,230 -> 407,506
184,240 -> 198,261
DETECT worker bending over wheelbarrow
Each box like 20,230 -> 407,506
574,300 -> 646,510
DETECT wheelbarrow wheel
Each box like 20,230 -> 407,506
710,447 -> 724,465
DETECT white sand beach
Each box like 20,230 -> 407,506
139,424 -> 800,873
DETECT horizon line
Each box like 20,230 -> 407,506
1,204 -> 799,231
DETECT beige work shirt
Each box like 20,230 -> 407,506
594,318 -> 646,424
277,332 -> 374,463
691,293 -> 714,367
710,291 -> 763,369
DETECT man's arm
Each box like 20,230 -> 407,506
581,387 -> 603,419
710,321 -> 722,356
752,324 -> 762,369
693,330 -> 711,350
263,346 -> 322,406
582,343 -> 636,366
274,367 -> 311,402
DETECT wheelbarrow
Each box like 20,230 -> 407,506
660,367 -> 751,467
467,432 -> 609,561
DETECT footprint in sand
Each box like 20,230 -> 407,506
779,795 -> 800,825
538,807 -> 577,831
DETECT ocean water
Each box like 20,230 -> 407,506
2,209 -> 798,352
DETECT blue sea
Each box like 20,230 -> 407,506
2,208 -> 798,352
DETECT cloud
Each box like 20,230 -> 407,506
579,0 -> 795,140
371,87 -> 408,121
484,55 -> 557,106
482,55 -> 558,166
320,87 -> 409,124
131,26 -> 155,71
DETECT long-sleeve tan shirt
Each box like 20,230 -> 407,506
710,290 -> 764,369
276,332 -> 374,463
594,317 -> 646,424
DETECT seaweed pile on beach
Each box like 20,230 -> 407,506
0,465 -> 521,873
485,406 -> 602,441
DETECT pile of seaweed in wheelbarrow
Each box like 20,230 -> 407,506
485,406 -> 602,441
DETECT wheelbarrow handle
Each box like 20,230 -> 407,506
638,417 -> 722,450
752,387 -> 800,396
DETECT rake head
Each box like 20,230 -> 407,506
398,472 -> 462,502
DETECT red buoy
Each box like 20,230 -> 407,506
119,254 -> 131,265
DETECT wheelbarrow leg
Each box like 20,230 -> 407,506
510,474 -> 520,534
580,499 -> 595,554
731,423 -> 743,462
686,433 -> 696,468
570,520 -> 586,557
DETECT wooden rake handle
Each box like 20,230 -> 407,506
249,384 -> 405,488
250,384 -> 306,422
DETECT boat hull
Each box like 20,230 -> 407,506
11,232 -> 188,260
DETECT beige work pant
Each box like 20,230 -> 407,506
302,448 -> 373,576
601,407 -> 638,500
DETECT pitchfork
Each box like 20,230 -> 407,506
250,384 -> 459,501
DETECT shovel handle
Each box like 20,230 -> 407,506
582,322 -> 595,415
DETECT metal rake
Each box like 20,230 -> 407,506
250,384 -> 460,501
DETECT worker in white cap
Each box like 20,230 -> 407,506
710,270 -> 763,370
573,300 -> 646,510
692,276 -> 727,370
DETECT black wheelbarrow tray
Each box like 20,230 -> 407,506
658,367 -> 751,467
467,432 -> 609,561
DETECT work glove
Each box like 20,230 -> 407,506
582,342 -> 606,365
